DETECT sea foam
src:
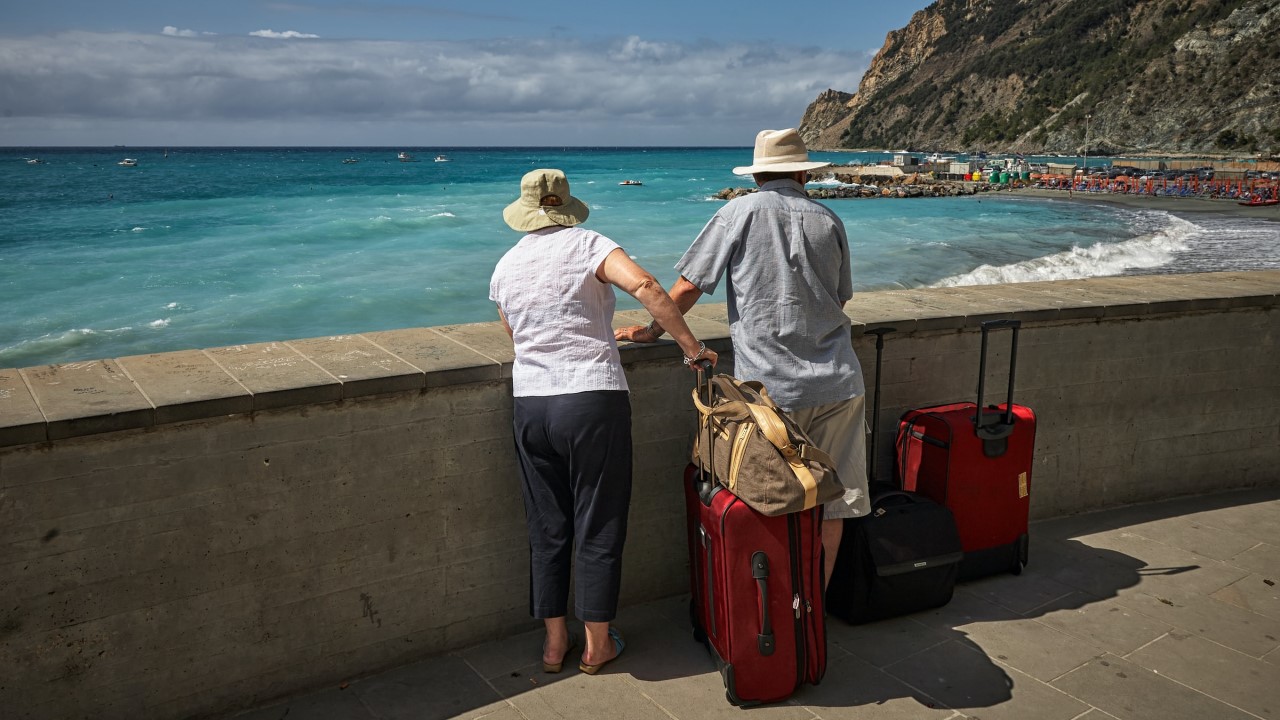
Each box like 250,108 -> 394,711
934,211 -> 1194,287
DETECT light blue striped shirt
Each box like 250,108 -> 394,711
676,179 -> 862,410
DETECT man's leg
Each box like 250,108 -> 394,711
789,395 -> 869,590
821,518 -> 843,591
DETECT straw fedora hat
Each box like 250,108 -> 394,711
732,128 -> 830,175
503,168 -> 590,232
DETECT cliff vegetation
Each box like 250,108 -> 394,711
799,0 -> 1280,156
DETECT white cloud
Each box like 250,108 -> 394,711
609,35 -> 683,63
0,31 -> 867,144
250,29 -> 321,39
161,26 -> 199,38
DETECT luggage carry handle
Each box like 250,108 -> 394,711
975,319 -> 1021,455
750,552 -> 775,656
871,489 -> 921,511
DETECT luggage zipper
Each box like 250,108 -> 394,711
787,514 -> 806,686
700,526 -> 716,637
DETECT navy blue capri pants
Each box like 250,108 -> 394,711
512,390 -> 633,623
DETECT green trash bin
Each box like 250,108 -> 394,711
999,172 -> 1010,184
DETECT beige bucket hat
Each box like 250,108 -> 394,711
503,168 -> 590,232
732,128 -> 830,175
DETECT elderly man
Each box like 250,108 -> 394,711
617,128 -> 869,586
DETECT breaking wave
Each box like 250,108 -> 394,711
933,212 -> 1196,287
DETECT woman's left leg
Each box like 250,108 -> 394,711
548,391 -> 633,624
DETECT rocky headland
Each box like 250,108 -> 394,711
799,0 -> 1280,157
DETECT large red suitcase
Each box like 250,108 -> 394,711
683,367 -> 826,706
895,319 -> 1036,581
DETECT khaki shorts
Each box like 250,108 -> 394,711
789,395 -> 870,519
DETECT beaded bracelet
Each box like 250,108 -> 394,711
682,342 -> 707,366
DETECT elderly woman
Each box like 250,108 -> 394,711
490,169 -> 717,675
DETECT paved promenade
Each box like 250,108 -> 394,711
232,487 -> 1280,720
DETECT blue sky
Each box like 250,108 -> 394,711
0,1 -> 934,146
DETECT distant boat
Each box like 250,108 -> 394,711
118,158 -> 138,167
398,152 -> 415,162
342,157 -> 359,164
434,155 -> 450,162
619,180 -> 643,186
25,158 -> 44,165
1239,197 -> 1278,207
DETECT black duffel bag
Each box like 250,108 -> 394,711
827,487 -> 963,625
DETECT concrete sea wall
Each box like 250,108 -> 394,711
1,271 -> 1277,719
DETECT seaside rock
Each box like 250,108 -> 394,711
716,184 -> 752,198
714,175 -> 973,201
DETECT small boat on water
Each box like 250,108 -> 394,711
398,152 -> 415,162
25,158 -> 44,165
1239,197 -> 1278,207
619,179 -> 643,186
118,158 -> 138,167
434,155 -> 450,162
342,157 -> 359,164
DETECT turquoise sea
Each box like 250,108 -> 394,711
3,147 -> 1277,370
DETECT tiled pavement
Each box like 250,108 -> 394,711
231,487 -> 1280,720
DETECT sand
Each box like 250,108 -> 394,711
1007,187 -> 1280,221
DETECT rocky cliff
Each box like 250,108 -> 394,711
800,0 -> 1280,155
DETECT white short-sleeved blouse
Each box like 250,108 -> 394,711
489,226 -> 629,397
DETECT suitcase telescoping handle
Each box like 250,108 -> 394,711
975,319 -> 1021,444
694,360 -> 719,506
864,327 -> 896,483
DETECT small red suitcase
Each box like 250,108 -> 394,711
684,368 -> 826,706
684,466 -> 826,705
895,319 -> 1036,580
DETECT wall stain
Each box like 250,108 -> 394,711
360,593 -> 381,628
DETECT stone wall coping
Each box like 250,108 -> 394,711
2,270 -> 1277,448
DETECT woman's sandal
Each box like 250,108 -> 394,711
542,632 -> 579,674
578,627 -> 625,675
